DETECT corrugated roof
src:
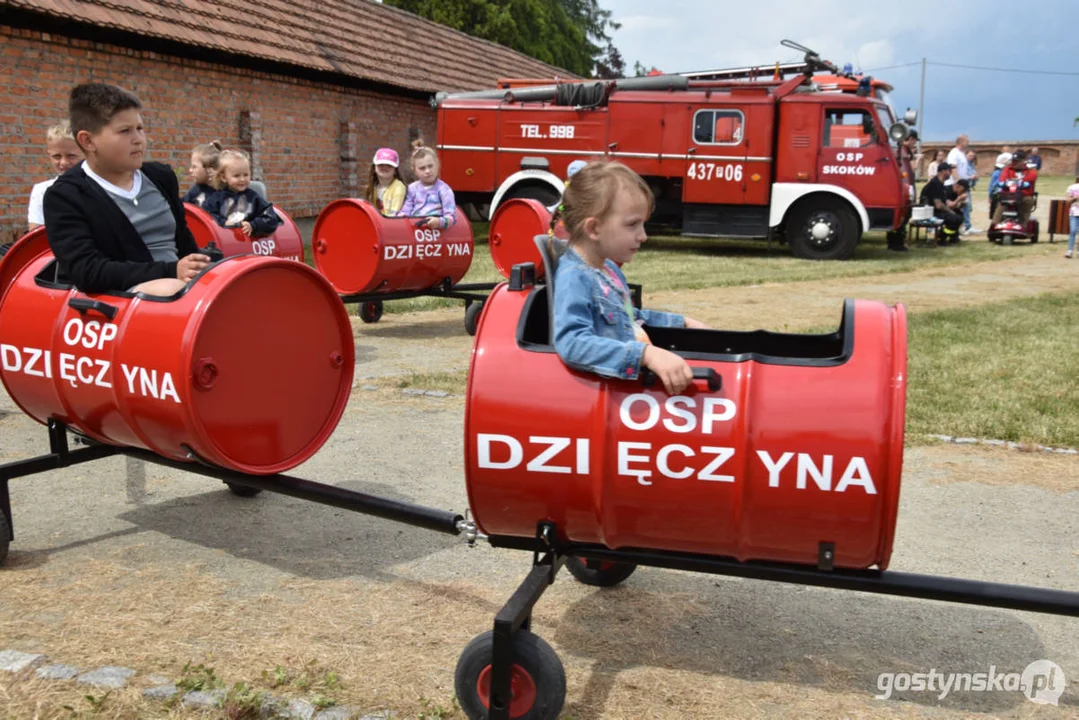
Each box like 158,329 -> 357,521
1,0 -> 578,93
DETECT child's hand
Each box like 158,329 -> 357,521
241,221 -> 253,236
424,217 -> 440,230
177,253 -> 211,282
642,346 -> 693,395
684,317 -> 709,330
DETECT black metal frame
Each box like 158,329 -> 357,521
480,526 -> 1079,719
339,279 -> 498,318
0,421 -> 464,550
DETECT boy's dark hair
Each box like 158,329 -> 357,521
69,83 -> 142,149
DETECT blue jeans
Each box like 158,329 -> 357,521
962,195 -> 973,230
1069,215 -> 1079,252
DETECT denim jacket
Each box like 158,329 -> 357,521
553,246 -> 685,380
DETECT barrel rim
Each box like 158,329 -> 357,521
182,257 -> 356,475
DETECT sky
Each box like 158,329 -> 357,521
602,0 -> 1079,143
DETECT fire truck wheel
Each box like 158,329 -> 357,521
455,630 -> 566,720
787,200 -> 859,260
0,243 -> 11,259
224,482 -> 263,498
565,556 -> 638,587
358,301 -> 384,324
464,301 -> 484,336
0,510 -> 9,566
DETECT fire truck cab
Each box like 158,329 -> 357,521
436,42 -> 915,260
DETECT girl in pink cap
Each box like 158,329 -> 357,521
364,147 -> 407,215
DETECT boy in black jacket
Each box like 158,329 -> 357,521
43,83 -> 210,295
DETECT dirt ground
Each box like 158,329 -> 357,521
1,246 -> 1077,719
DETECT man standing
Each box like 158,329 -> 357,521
946,135 -> 981,234
1027,146 -> 1043,170
920,161 -> 963,245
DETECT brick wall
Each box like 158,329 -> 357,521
0,25 -> 438,241
918,141 -> 1079,178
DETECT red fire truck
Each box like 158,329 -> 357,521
435,41 -> 916,260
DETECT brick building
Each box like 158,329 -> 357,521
0,0 -> 575,240
917,140 -> 1079,178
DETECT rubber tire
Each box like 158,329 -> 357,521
455,630 -> 566,720
464,301 -> 484,336
502,185 -> 561,209
786,199 -> 860,260
358,300 -> 384,324
224,482 -> 263,498
565,556 -> 638,587
0,509 -> 9,566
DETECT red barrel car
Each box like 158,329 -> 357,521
464,266 -> 908,571
0,228 -> 353,475
312,200 -> 474,295
184,203 -> 305,264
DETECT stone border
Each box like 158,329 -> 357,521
923,434 -> 1078,455
0,648 -> 394,720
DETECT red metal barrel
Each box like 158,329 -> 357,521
488,199 -> 568,279
0,234 -> 353,475
464,282 -> 907,570
184,203 -> 305,264
312,199 -> 474,295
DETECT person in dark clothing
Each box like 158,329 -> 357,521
203,149 -> 282,238
919,161 -> 963,245
183,140 -> 222,208
43,83 -> 209,295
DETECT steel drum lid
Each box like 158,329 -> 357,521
312,199 -> 382,295
185,259 -> 355,473
489,198 -> 553,279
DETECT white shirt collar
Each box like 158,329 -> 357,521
82,161 -> 142,200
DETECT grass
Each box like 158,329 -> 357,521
906,291 -> 1079,447
305,175 -> 1075,315
388,291 -> 1079,450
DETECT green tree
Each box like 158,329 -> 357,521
385,0 -> 621,78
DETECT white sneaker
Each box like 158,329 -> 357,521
1067,251 -> 1074,259
967,227 -> 983,234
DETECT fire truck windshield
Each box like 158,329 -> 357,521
874,103 -> 897,144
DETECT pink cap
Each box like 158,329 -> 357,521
373,148 -> 399,167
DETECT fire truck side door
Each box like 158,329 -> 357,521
817,107 -> 898,210
684,106 -> 747,205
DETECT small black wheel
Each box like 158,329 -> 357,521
786,199 -> 860,260
464,301 -> 484,336
224,482 -> 263,498
455,630 -> 565,720
565,556 -> 637,587
0,509 -> 10,566
358,301 -> 384,324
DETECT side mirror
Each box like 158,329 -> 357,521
889,122 -> 910,144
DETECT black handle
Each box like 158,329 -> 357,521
202,242 -> 225,263
67,297 -> 119,321
692,367 -> 721,392
641,367 -> 721,392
